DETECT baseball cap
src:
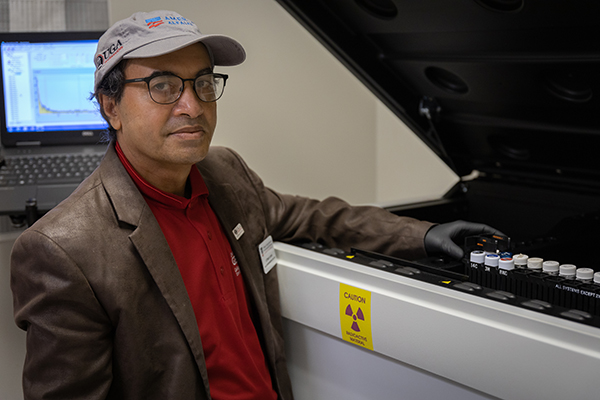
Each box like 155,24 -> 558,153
94,10 -> 246,91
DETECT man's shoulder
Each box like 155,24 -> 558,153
203,146 -> 240,163
199,146 -> 248,174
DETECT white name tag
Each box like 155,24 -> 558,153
232,223 -> 245,240
258,235 -> 277,274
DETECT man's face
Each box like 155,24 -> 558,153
101,43 -> 217,176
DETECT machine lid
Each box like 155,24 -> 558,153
275,0 -> 600,187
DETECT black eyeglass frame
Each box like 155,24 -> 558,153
123,72 -> 229,104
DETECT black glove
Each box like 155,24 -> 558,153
424,220 -> 504,259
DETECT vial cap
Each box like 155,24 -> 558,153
576,268 -> 594,281
484,253 -> 500,267
527,257 -> 543,270
513,254 -> 529,266
542,261 -> 559,273
499,257 -> 514,271
470,250 -> 485,263
594,272 -> 600,284
559,264 -> 576,276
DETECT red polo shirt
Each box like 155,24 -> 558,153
116,143 -> 277,400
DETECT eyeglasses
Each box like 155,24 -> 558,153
123,72 -> 229,104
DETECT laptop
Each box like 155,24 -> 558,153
0,31 -> 108,216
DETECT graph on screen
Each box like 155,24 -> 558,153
35,70 -> 98,120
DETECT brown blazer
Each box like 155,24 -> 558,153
11,143 -> 432,399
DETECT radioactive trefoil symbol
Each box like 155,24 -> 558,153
345,304 -> 365,332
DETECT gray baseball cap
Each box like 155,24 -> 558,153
94,10 -> 246,91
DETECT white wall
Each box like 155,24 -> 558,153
107,0 -> 457,206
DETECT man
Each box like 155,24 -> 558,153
11,10 -> 499,400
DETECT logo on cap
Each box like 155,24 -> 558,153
146,16 -> 164,29
164,15 -> 194,26
95,40 -> 123,70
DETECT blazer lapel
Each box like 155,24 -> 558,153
197,165 -> 279,359
99,144 -> 211,394
197,161 -> 289,397
202,178 -> 269,307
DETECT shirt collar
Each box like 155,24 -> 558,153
115,141 -> 209,209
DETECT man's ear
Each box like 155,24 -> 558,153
98,94 -> 122,131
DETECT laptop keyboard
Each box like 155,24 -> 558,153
0,153 -> 102,187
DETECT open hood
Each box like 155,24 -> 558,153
275,0 -> 600,189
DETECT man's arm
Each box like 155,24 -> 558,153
219,147 -> 433,260
11,230 -> 113,400
218,147 -> 500,260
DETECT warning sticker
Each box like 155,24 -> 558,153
339,283 -> 373,350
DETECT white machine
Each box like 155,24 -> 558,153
276,242 -> 600,400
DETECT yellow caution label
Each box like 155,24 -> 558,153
339,283 -> 373,350
441,280 -> 452,284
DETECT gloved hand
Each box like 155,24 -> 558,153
424,220 -> 504,259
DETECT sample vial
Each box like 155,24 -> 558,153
470,250 -> 485,268
576,268 -> 594,283
513,254 -> 529,269
527,257 -> 543,271
499,257 -> 515,272
485,253 -> 500,269
469,250 -> 485,284
542,261 -> 559,276
559,264 -> 576,280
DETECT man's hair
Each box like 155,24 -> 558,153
92,60 -> 128,143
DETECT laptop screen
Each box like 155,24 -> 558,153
0,31 -> 108,147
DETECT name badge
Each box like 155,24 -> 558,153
258,235 -> 277,274
232,223 -> 245,240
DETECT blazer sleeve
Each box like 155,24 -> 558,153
11,229 -> 113,400
221,148 -> 434,260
